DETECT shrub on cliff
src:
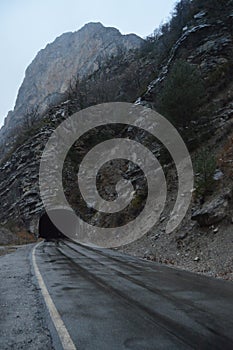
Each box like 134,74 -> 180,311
194,147 -> 216,199
157,60 -> 205,126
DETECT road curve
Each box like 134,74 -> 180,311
33,240 -> 233,350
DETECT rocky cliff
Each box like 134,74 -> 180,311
0,23 -> 143,160
0,1 -> 233,278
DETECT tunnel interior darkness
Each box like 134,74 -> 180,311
39,209 -> 77,240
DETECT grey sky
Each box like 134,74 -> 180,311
0,0 -> 177,127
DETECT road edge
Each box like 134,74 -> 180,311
32,241 -> 77,350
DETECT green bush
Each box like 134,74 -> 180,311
157,60 -> 205,126
194,147 -> 216,198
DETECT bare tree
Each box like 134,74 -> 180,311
23,105 -> 39,130
67,74 -> 88,110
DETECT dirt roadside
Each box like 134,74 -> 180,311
0,244 -> 54,350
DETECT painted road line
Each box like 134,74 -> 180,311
32,241 -> 76,350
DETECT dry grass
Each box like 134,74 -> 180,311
15,230 -> 36,245
217,132 -> 233,178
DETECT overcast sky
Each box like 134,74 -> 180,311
0,0 -> 177,127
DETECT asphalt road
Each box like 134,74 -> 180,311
33,240 -> 233,350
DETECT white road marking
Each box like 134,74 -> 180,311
32,241 -> 76,350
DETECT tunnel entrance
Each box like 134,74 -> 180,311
39,208 -> 77,240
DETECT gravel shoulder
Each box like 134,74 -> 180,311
0,243 -> 54,350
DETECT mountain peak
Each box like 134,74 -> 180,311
0,23 -> 143,141
81,22 -> 104,30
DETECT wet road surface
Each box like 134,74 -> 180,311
34,240 -> 233,350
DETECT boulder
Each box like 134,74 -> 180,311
191,195 -> 229,226
0,226 -> 17,245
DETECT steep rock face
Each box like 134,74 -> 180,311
0,103 -> 69,234
136,8 -> 233,150
0,9 -> 233,240
15,23 -> 142,114
0,23 -> 143,159
139,13 -> 233,105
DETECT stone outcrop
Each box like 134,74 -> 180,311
191,191 -> 232,226
137,9 -> 233,107
0,23 -> 143,161
0,226 -> 17,245
0,7 -> 233,238
0,101 -> 70,234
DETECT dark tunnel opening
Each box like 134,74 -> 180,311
39,209 -> 77,240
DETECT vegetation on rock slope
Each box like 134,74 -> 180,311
0,0 -> 232,279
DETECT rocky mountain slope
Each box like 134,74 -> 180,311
0,22 -> 143,160
0,0 -> 232,279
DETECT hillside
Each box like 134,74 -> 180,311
0,0 -> 233,279
0,22 -> 143,161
